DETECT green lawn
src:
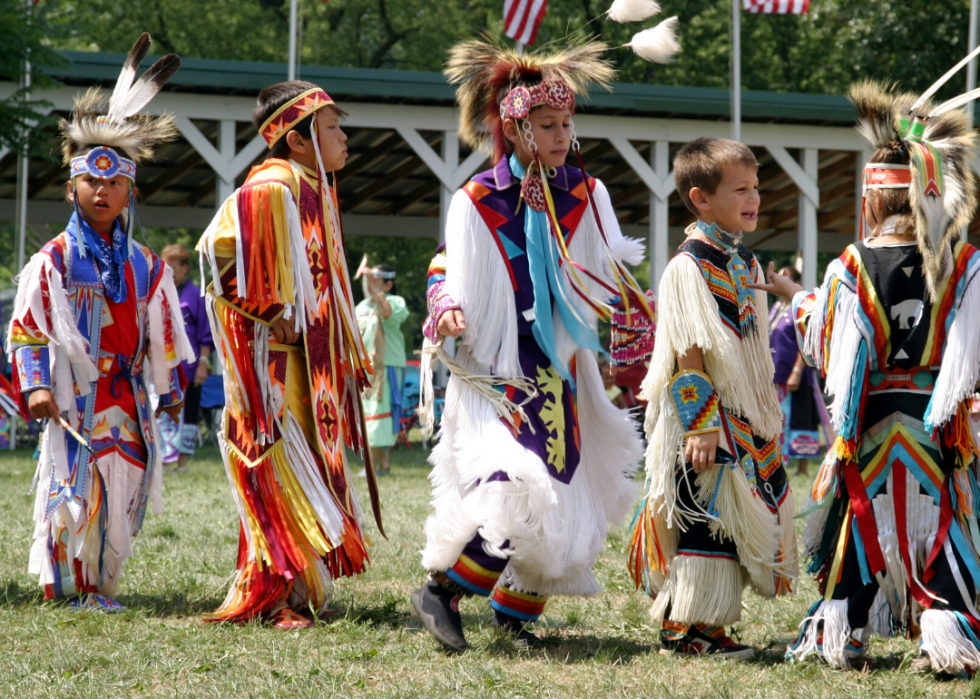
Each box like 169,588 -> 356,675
0,445 -> 976,698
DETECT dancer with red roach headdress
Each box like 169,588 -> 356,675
411,30 -> 671,651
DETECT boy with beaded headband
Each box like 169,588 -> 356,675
411,38 -> 666,652
197,80 -> 383,629
6,34 -> 194,611
628,137 -> 797,659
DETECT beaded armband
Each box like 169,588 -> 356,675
423,280 -> 461,344
610,290 -> 656,367
669,369 -> 721,435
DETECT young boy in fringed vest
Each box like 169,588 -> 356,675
628,137 -> 797,659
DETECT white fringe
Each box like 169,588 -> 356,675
789,599 -> 852,668
694,463 -> 789,592
650,555 -> 744,626
644,253 -> 783,441
927,267 -> 980,429
146,263 -> 196,394
7,251 -> 98,417
920,609 -> 980,675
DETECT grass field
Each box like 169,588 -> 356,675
0,445 -> 977,698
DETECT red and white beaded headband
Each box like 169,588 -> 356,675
499,75 -> 576,121
259,88 -> 335,148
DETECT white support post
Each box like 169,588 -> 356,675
855,149 -> 871,242
439,130 -> 458,244
217,120 -> 237,206
650,141 -> 671,293
175,117 -> 266,209
799,148 -> 819,290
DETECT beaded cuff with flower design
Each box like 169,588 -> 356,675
423,279 -> 461,344
669,369 -> 721,436
610,290 -> 656,367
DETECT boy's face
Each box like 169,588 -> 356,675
68,172 -> 131,230
313,108 -> 348,171
692,162 -> 760,234
505,105 -> 573,170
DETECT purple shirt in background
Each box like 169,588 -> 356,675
177,280 -> 213,380
769,302 -> 811,385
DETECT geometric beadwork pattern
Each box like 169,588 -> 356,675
669,369 -> 722,435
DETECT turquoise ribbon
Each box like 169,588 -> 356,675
510,154 -> 602,380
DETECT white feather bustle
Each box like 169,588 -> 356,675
626,18 -> 681,64
421,180 -> 643,597
607,0 -> 661,23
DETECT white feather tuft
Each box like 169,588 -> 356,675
607,0 -> 660,23
626,17 -> 680,64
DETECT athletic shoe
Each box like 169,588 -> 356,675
492,608 -> 542,648
68,593 -> 126,613
411,579 -> 468,653
660,625 -> 755,660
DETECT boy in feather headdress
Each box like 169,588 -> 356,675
628,137 -> 797,660
197,80 -> 383,629
759,65 -> 980,677
410,38 -> 664,652
6,34 -> 194,611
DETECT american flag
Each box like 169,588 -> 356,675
743,0 -> 810,13
504,0 -> 548,46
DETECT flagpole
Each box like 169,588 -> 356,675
516,41 -> 525,56
15,0 -> 32,273
288,0 -> 298,80
731,0 -> 741,142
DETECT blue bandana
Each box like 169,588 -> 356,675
67,212 -> 129,304
510,154 -> 602,380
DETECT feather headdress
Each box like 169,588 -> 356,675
60,33 -> 180,166
850,64 -> 980,299
445,39 -> 615,162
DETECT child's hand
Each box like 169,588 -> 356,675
685,430 -> 720,473
272,316 -> 301,345
28,389 -> 60,420
438,310 -> 466,339
748,261 -> 805,299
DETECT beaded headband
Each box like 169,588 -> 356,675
372,269 -> 396,280
863,163 -> 912,191
70,146 -> 137,183
259,88 -> 335,148
499,75 -> 576,121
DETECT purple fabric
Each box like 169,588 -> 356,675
467,163 -> 585,484
177,280 -> 213,380
770,304 -> 810,386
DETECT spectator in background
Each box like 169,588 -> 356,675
356,265 -> 409,476
597,354 -> 628,410
160,244 -> 213,473
768,265 -> 831,477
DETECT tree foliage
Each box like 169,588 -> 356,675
0,0 -> 63,156
43,0 -> 978,99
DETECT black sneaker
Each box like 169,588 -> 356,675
411,579 -> 468,653
492,608 -> 542,648
659,625 -> 755,660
